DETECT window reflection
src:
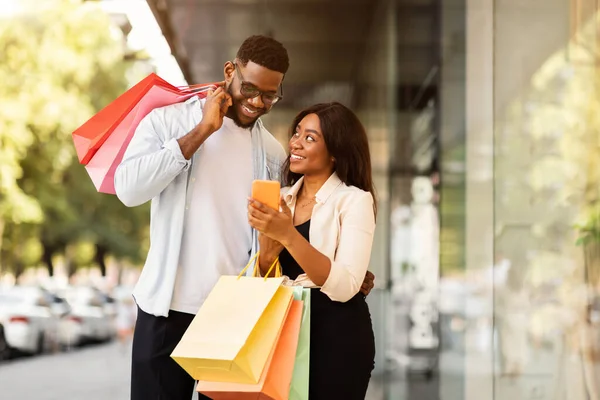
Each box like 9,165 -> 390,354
493,7 -> 600,400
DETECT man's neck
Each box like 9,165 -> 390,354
225,115 -> 255,130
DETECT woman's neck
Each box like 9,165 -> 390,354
300,172 -> 332,198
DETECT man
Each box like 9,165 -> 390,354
115,35 -> 375,400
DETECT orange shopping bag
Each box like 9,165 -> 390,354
196,300 -> 303,400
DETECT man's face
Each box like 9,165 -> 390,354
224,60 -> 284,129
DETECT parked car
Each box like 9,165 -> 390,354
97,291 -> 117,319
0,287 -> 61,355
44,290 -> 71,318
0,322 -> 10,360
57,286 -> 115,348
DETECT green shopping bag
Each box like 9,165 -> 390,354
289,287 -> 311,400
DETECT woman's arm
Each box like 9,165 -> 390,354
248,192 -> 375,302
283,192 -> 375,301
257,234 -> 284,277
281,231 -> 331,286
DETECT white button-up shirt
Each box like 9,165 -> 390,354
114,97 -> 286,317
281,173 -> 376,302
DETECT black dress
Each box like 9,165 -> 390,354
278,219 -> 376,400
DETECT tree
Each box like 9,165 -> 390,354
0,0 -> 150,277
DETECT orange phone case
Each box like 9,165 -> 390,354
252,180 -> 281,210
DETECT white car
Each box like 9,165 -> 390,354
0,287 -> 61,355
0,323 -> 10,360
57,287 -> 115,348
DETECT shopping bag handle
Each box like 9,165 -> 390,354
253,257 -> 281,279
238,252 -> 280,281
178,82 -> 222,93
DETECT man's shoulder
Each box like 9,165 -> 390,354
153,96 -> 200,119
256,120 -> 286,160
146,97 -> 200,134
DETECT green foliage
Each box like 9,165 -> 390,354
21,236 -> 43,267
494,16 -> 600,290
575,205 -> 600,247
0,0 -> 150,276
70,241 -> 96,268
1,223 -> 41,272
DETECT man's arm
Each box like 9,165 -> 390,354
114,111 -> 191,207
115,87 -> 231,207
360,270 -> 375,296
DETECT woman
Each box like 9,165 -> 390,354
247,102 -> 376,400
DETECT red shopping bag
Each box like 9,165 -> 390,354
72,73 -> 217,193
196,300 -> 303,400
74,73 -> 162,164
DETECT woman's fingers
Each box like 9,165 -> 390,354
247,206 -> 258,219
279,198 -> 292,216
248,198 -> 272,214
248,206 -> 269,224
248,214 -> 262,230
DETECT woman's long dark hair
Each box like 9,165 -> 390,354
282,102 -> 377,217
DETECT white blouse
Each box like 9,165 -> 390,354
280,172 -> 376,302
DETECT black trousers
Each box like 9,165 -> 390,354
131,306 -> 211,400
308,290 -> 375,400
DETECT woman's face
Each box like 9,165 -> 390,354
288,113 -> 334,177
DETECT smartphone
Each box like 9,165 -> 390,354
251,180 -> 281,210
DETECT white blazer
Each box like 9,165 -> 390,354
281,172 -> 376,302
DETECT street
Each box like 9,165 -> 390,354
0,331 -> 562,400
0,342 -> 131,400
0,341 -> 392,400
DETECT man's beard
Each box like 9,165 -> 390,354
225,85 -> 261,129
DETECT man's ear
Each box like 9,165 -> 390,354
224,61 -> 235,84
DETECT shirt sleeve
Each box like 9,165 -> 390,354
320,191 -> 376,302
114,109 -> 191,207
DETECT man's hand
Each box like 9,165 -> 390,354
360,270 -> 375,296
178,84 -> 232,159
199,85 -> 232,133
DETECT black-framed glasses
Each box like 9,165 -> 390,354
233,62 -> 283,106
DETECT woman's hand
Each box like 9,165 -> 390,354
259,233 -> 284,262
248,197 -> 296,247
257,233 -> 284,276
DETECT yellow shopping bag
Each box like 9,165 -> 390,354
196,299 -> 303,400
171,254 -> 294,384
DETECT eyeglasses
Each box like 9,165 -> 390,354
233,62 -> 283,106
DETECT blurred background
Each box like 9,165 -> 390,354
0,0 -> 599,399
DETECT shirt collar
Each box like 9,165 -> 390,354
185,95 -> 200,104
284,172 -> 343,205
